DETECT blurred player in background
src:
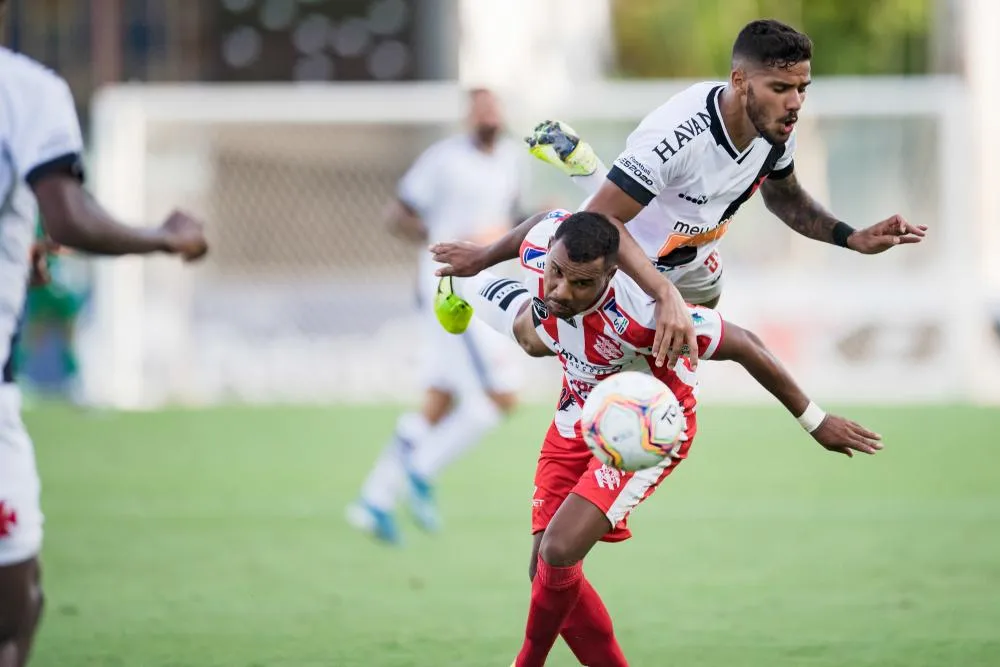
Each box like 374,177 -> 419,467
433,209 -> 881,666
0,5 -> 208,663
346,88 -> 527,544
505,19 -> 927,370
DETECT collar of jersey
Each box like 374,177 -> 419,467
707,85 -> 754,162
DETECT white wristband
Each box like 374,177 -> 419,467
796,401 -> 826,433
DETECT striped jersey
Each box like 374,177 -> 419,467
519,210 -> 726,440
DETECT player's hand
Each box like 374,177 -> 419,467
160,210 -> 208,261
847,215 -> 927,254
652,283 -> 699,370
429,241 -> 488,277
525,120 -> 599,177
29,238 -> 60,287
810,414 -> 883,457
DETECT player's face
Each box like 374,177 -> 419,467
469,92 -> 503,145
543,240 -> 615,319
744,60 -> 811,145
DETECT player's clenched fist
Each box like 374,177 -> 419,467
160,209 -> 208,261
810,414 -> 883,457
430,241 -> 488,277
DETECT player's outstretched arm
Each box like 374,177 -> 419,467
713,322 -> 883,457
384,199 -> 428,243
32,175 -> 207,260
430,210 -> 551,277
760,172 -> 926,253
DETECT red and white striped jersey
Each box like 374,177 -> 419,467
520,210 -> 726,439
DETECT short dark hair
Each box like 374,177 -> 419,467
552,211 -> 619,265
732,19 -> 812,70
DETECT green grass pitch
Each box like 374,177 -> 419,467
23,402 -> 1000,666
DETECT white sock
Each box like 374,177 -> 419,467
359,412 -> 430,511
409,395 -> 503,481
453,271 -> 531,341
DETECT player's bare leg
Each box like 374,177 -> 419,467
516,495 -> 628,667
0,558 -> 43,667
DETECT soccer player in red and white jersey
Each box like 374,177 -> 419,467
433,209 -> 882,666
0,4 -> 207,662
447,19 -> 928,373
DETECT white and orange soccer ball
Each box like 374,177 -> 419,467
581,371 -> 686,472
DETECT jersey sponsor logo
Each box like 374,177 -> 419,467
651,110 -> 713,163
543,208 -> 572,221
521,245 -> 547,273
592,334 -> 624,362
655,218 -> 732,260
557,386 -> 575,412
678,192 -> 708,205
553,342 -> 617,377
615,153 -> 654,188
601,297 -> 630,336
594,465 -> 623,490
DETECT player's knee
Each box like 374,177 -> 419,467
538,532 -> 581,568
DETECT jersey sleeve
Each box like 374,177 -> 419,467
11,72 -> 84,185
607,115 -> 688,206
396,143 -> 441,214
769,130 -> 797,180
689,305 -> 725,360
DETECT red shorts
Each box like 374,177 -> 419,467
531,415 -> 696,543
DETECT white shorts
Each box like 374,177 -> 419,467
0,385 -> 42,567
659,249 -> 725,306
419,313 -> 522,396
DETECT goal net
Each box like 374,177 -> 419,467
82,78 -> 1000,408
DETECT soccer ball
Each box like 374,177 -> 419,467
581,372 -> 686,472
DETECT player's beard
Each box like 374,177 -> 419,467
474,124 -> 500,148
746,85 -> 792,146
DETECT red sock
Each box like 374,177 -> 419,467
560,577 -> 628,666
514,556 -> 583,667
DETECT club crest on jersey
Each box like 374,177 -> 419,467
601,298 -> 629,336
691,312 -> 704,324
592,334 -> 624,362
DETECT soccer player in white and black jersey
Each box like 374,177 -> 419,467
443,19 -> 927,371
0,5 -> 207,662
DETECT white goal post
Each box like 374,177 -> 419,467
83,76 -> 1000,409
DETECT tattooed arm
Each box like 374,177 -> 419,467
759,172 -> 850,245
760,172 -> 927,254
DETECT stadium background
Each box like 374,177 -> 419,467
5,1 -> 1000,665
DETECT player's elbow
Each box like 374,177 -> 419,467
518,336 -> 550,358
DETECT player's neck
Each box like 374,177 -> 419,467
718,86 -> 758,153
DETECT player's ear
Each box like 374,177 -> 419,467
731,66 -> 747,96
